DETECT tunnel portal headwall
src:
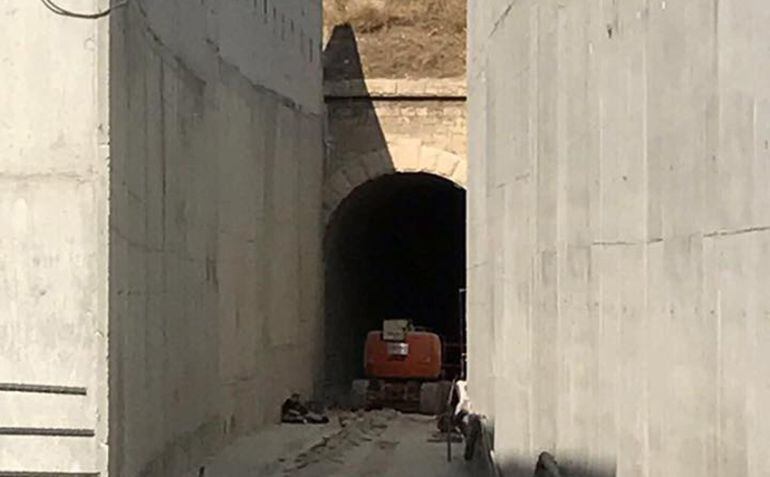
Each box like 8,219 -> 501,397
323,78 -> 468,222
321,67 -> 469,401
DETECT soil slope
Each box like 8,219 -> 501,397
323,0 -> 466,80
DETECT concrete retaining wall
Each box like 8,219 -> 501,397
0,1 -> 110,474
468,1 -> 770,476
109,1 -> 324,475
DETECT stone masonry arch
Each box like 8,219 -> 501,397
323,77 -> 467,222
323,141 -> 466,221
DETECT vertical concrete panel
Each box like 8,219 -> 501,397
487,3 -> 529,461
748,237 -> 770,476
645,241 -> 667,477
266,105 -> 302,347
297,115 -> 325,396
0,0 -> 109,474
662,236 -> 711,475
467,0 -> 493,415
711,0 -> 758,232
469,0 -> 770,474
751,0 -> 770,231
592,244 -> 618,473
713,234 -> 751,476
614,245 -> 647,477
109,2 -> 324,475
556,245 -> 595,471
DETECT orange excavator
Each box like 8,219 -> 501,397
351,319 -> 453,414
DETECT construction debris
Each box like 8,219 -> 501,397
282,409 -> 398,474
281,393 -> 330,424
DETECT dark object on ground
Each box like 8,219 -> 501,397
463,415 -> 481,461
436,412 -> 453,433
306,400 -> 325,414
281,393 -> 330,424
282,393 -> 308,416
428,431 -> 462,443
534,452 -> 562,477
306,413 -> 330,424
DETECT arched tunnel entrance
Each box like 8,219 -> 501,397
323,172 -> 466,402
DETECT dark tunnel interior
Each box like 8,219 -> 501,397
323,172 -> 466,402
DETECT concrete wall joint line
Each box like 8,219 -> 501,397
591,238 -> 663,247
592,224 -> 770,248
488,1 -> 518,40
324,78 -> 467,99
0,383 -> 88,396
703,225 -> 770,238
0,171 -> 100,182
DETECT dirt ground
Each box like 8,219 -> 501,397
323,0 -> 466,79
197,410 -> 472,477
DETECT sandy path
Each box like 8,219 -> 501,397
198,410 -> 472,477
283,410 -> 472,477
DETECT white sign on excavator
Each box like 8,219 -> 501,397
382,319 -> 410,342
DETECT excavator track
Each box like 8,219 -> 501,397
352,379 -> 452,414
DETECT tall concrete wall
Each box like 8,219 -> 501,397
468,1 -> 770,476
109,1 -> 323,475
0,1 -> 109,475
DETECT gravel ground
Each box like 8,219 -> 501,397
197,410 -> 473,477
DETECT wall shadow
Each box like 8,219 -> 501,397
465,417 -> 617,477
493,453 -> 617,477
322,23 -> 391,404
323,23 -> 393,173
324,24 -> 372,84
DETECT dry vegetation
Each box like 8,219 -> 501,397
323,0 -> 466,79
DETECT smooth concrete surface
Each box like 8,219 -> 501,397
108,1 -> 324,475
134,0 -> 322,114
468,1 -> 770,476
4,1 -> 323,474
0,0 -> 110,474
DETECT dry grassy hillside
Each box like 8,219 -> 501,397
323,0 -> 466,79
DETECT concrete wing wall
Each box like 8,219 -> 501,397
0,1 -> 110,475
109,1 -> 324,475
135,0 -> 323,114
469,0 -> 770,475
